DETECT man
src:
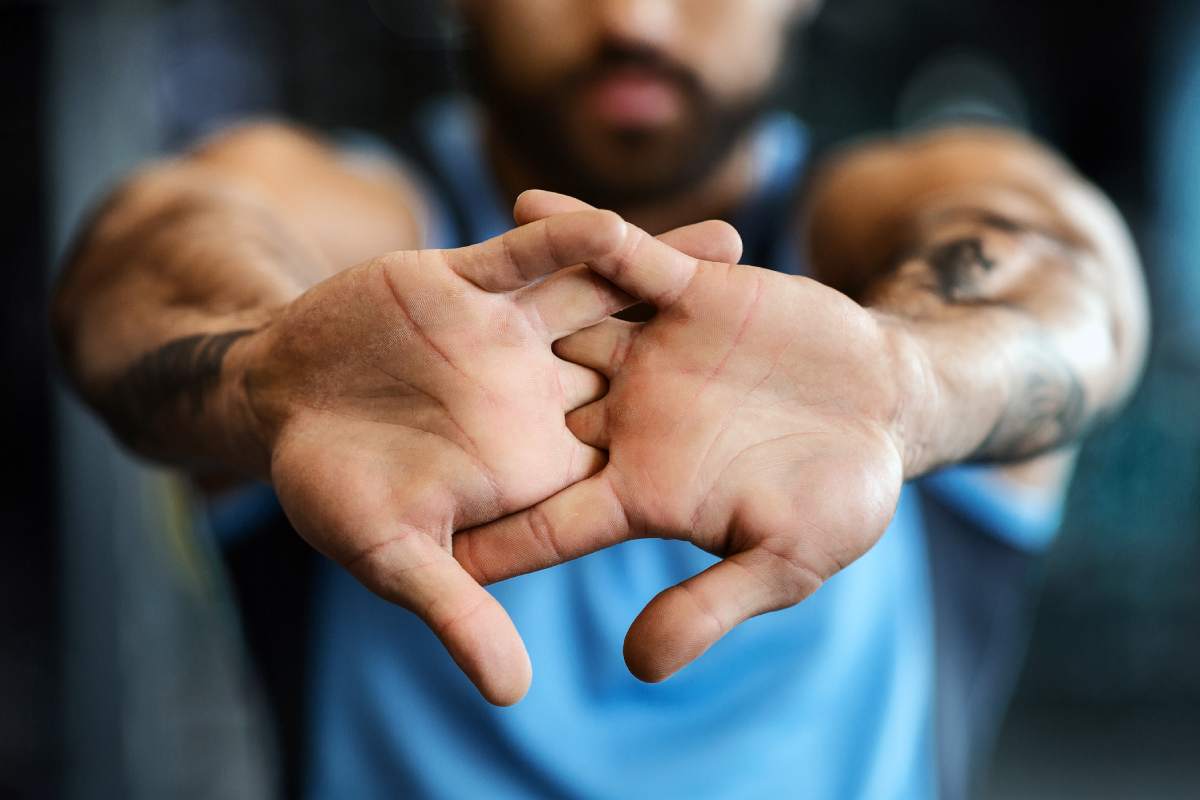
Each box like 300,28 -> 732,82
52,0 -> 1147,797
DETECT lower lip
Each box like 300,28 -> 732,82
582,74 -> 683,128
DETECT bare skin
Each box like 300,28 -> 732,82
457,194 -> 910,682
243,213 -> 747,705
455,156 -> 1146,683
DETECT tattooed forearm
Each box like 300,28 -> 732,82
99,329 -> 254,448
975,333 -> 1087,460
887,218 -> 1096,463
809,131 -> 1146,475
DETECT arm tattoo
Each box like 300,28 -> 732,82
914,212 -> 1071,304
100,329 -> 254,447
975,333 -> 1087,460
914,224 -> 1090,459
925,237 -> 995,301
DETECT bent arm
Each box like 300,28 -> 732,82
803,127 -> 1149,478
51,122 -> 427,473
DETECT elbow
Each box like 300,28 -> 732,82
1108,272 -> 1151,410
1082,241 -> 1150,419
1101,218 -> 1151,411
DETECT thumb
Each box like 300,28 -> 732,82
623,546 -> 822,683
341,524 -> 533,705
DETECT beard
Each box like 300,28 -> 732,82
461,40 -> 773,209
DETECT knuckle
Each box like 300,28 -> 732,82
759,539 -> 826,603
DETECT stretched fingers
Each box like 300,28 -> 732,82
515,194 -> 742,339
516,189 -> 744,265
515,190 -> 706,307
553,317 -> 640,378
513,188 -> 590,225
658,219 -> 744,265
455,473 -> 630,585
518,264 -> 634,340
449,209 -> 625,292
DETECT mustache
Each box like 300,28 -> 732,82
564,42 -> 705,101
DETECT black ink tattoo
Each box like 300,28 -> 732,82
906,219 -> 1091,460
925,236 -> 996,301
976,334 -> 1087,460
101,329 -> 254,447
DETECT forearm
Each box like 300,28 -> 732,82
52,165 -> 323,474
868,190 -> 1147,477
805,128 -> 1148,478
53,121 -> 429,473
873,212 -> 1123,479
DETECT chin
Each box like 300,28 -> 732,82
564,134 -> 706,204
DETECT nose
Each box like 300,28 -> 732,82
594,0 -> 677,50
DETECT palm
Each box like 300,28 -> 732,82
245,211 -> 635,704
267,252 -> 604,548
596,265 -> 902,559
244,206 -> 742,704
457,196 -> 909,683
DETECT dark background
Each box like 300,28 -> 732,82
4,0 -> 1197,797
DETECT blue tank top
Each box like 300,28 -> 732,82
269,100 -> 1063,800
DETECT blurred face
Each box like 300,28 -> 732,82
461,0 -> 811,206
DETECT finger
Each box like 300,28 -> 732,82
517,264 -> 634,340
449,208 -> 626,292
593,225 -> 702,307
454,473 -> 629,585
517,189 -> 743,264
516,190 -> 708,307
557,359 -> 606,411
566,440 -> 609,484
513,188 -> 588,225
656,219 -> 743,264
346,527 -> 532,705
553,317 -> 640,377
622,546 -> 823,683
565,400 -> 608,449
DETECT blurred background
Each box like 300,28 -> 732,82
3,0 -> 1197,797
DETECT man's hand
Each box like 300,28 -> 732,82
456,192 -> 923,684
234,207 -> 742,705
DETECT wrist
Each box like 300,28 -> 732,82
218,323 -> 277,479
873,312 -> 946,479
